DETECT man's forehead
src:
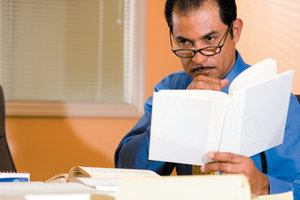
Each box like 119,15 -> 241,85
171,3 -> 224,38
172,0 -> 219,18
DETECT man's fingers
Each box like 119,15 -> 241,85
187,75 -> 223,90
209,151 -> 244,164
187,76 -> 230,90
221,78 -> 229,88
203,152 -> 255,175
201,162 -> 238,174
202,152 -> 242,173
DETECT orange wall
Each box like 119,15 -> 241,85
6,1 -> 181,181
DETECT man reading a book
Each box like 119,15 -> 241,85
115,0 -> 300,198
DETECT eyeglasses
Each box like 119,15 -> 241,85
170,23 -> 233,58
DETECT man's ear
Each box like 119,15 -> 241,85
232,18 -> 243,44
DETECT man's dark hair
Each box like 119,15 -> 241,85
164,0 -> 237,33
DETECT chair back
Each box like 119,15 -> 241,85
0,86 -> 16,172
296,95 -> 300,103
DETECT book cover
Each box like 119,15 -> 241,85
0,172 -> 30,182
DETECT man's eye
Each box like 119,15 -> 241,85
179,39 -> 190,44
206,36 -> 215,41
178,40 -> 193,48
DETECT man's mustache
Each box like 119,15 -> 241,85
191,66 -> 215,73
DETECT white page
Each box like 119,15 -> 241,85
79,167 -> 158,177
238,71 -> 294,156
157,89 -> 230,100
218,94 -> 244,154
229,58 -> 277,95
221,71 -> 294,156
25,194 -> 91,200
149,92 -> 227,165
71,177 -> 118,193
0,182 -> 96,195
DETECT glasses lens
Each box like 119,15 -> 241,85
174,50 -> 194,58
201,47 -> 221,56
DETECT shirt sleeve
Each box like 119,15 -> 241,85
114,76 -> 177,175
114,103 -> 175,175
266,94 -> 300,200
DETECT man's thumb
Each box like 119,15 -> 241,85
221,79 -> 229,88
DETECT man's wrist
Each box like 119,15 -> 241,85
259,174 -> 270,195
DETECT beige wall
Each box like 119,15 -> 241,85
6,0 -> 300,181
236,0 -> 300,93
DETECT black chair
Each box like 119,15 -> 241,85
0,86 -> 16,172
296,95 -> 300,103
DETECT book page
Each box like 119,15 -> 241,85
239,70 -> 294,156
69,167 -> 159,179
69,166 -> 91,178
219,92 -> 244,154
157,89 -> 230,101
45,173 -> 68,183
221,70 -> 294,157
229,58 -> 277,95
70,177 -> 118,193
116,175 -> 251,200
149,92 -> 228,165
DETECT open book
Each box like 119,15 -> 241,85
45,166 -> 159,199
149,58 -> 294,165
46,166 -> 159,183
46,166 -> 159,194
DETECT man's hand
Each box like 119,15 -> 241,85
201,152 -> 270,195
187,75 -> 229,90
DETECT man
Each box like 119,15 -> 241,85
115,0 -> 300,198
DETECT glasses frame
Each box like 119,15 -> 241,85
170,23 -> 233,58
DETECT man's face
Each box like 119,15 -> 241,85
171,2 -> 238,79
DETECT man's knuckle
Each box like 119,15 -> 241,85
240,167 -> 250,176
226,164 -> 232,172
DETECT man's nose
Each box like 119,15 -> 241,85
192,51 -> 208,64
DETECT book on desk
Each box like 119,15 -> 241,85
0,172 -> 29,182
46,166 -> 159,183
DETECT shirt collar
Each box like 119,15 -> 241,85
222,50 -> 250,93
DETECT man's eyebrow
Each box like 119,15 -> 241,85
202,31 -> 218,39
175,31 -> 219,42
175,36 -> 193,43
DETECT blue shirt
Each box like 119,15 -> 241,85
115,51 -> 300,199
